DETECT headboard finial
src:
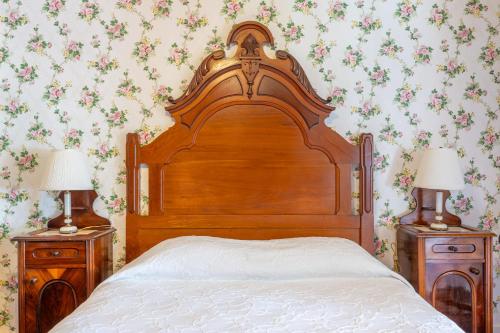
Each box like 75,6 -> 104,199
227,21 -> 274,58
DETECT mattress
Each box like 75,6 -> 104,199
51,236 -> 463,333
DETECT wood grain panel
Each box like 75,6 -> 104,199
128,214 -> 359,229
401,188 -> 461,226
258,75 -> 319,128
181,75 -> 243,127
37,280 -> 78,333
47,190 -> 109,229
427,263 -> 484,333
25,268 -> 86,333
163,105 -> 334,215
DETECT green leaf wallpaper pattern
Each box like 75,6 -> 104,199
0,0 -> 498,331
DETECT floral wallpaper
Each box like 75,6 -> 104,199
0,0 -> 499,331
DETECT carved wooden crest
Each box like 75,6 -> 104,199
168,21 -> 331,113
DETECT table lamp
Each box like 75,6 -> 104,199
413,148 -> 464,231
40,149 -> 93,234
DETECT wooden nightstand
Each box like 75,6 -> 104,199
397,225 -> 493,333
12,227 -> 114,333
398,188 -> 494,333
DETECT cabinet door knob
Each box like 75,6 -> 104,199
469,267 -> 480,275
29,277 -> 38,285
51,250 -> 61,257
448,245 -> 458,252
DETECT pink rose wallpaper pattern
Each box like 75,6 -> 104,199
0,0 -> 498,331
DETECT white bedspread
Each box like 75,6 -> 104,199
51,237 -> 463,333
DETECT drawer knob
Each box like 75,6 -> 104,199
448,245 -> 458,252
51,250 -> 61,257
469,267 -> 480,275
29,277 -> 38,285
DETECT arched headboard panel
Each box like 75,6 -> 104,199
126,21 -> 374,262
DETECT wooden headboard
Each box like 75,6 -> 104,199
125,21 -> 374,262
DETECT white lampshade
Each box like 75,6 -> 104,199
414,148 -> 464,190
40,149 -> 93,191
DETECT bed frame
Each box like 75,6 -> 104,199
125,22 -> 374,262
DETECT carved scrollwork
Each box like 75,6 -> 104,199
168,50 -> 225,104
166,22 -> 333,110
276,50 -> 332,104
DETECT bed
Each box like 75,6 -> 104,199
51,22 -> 462,332
51,236 -> 462,332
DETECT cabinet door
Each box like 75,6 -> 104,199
426,262 -> 484,333
24,268 -> 86,333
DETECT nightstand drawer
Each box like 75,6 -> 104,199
425,238 -> 484,260
26,242 -> 86,266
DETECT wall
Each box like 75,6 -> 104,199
0,0 -> 498,331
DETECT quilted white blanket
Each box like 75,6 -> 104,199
51,236 -> 463,333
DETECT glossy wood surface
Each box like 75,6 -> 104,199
433,273 -> 473,331
25,241 -> 86,266
25,268 -> 86,333
425,237 -> 484,260
125,21 -> 374,262
397,224 -> 494,333
428,262 -> 483,333
13,227 -> 114,333
47,190 -> 110,229
163,106 -> 335,215
400,188 -> 461,226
